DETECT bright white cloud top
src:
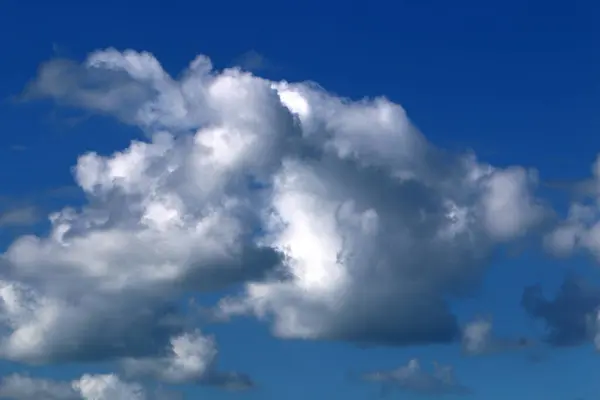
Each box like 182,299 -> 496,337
0,48 -> 551,394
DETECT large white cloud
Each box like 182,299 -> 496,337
215,83 -> 547,344
1,47 -> 548,378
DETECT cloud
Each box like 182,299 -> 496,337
0,374 -> 78,400
121,329 -> 254,390
521,276 -> 600,347
0,373 -> 147,400
73,374 -> 146,400
361,359 -> 471,397
0,206 -> 40,228
215,85 -> 548,345
21,50 -> 218,132
545,155 -> 600,258
233,50 -> 272,72
461,318 -> 535,355
0,188 -> 81,231
2,46 -> 550,381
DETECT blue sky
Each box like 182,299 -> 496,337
0,0 -> 599,399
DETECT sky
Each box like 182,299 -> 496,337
0,0 -> 599,399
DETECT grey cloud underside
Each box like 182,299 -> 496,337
22,59 -> 157,126
361,359 -> 471,397
0,206 -> 40,228
522,276 -> 600,347
461,317 -> 536,357
0,374 -> 79,400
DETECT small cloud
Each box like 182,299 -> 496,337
0,373 -> 149,400
43,185 -> 82,200
361,359 -> 471,397
234,50 -> 273,72
462,317 -> 535,356
0,187 -> 80,231
542,178 -> 599,200
121,330 -> 254,391
0,206 -> 40,228
522,275 -> 600,348
46,108 -> 94,131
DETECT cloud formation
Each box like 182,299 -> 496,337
361,359 -> 471,397
0,205 -> 40,228
462,318 -> 534,355
545,156 -> 600,260
121,329 -> 254,389
0,373 -> 148,400
0,47 -> 555,394
522,276 -> 600,348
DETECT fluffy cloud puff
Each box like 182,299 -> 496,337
0,373 -> 149,400
121,330 -> 253,390
461,318 -> 534,355
545,155 -> 600,259
361,359 -> 471,397
2,47 -> 548,376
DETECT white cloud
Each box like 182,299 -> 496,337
544,155 -> 600,259
0,206 -> 40,228
216,83 -> 547,344
122,330 -> 217,384
0,374 -> 78,400
361,359 -> 471,396
73,374 -> 145,400
122,329 -> 253,390
1,47 -> 549,377
462,318 -> 493,355
461,318 -> 533,355
0,373 -> 146,400
545,204 -> 598,258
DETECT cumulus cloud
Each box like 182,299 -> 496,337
545,156 -> 600,258
0,373 -> 147,400
121,329 -> 254,390
461,318 -> 534,355
214,85 -> 547,345
73,374 -> 146,400
0,206 -> 40,228
522,276 -> 600,348
361,359 -> 471,397
0,46 -> 550,380
233,50 -> 272,73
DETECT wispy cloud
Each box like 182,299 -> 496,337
0,186 -> 81,230
8,145 -> 27,152
361,359 -> 471,397
0,206 -> 40,228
